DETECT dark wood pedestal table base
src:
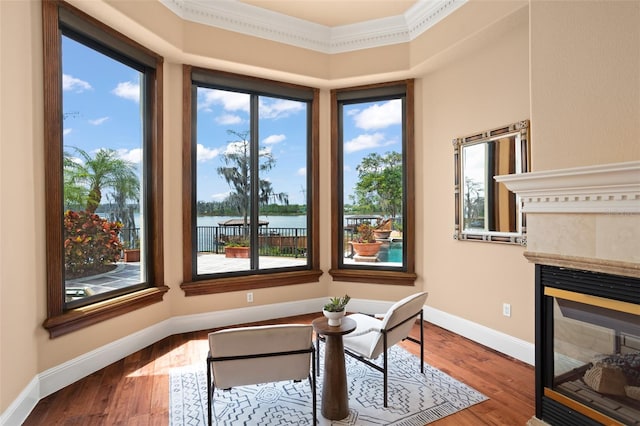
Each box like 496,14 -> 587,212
312,316 -> 356,420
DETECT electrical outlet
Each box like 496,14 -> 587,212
503,303 -> 511,317
247,292 -> 253,303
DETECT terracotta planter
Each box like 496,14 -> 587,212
351,241 -> 383,257
373,230 -> 391,239
124,249 -> 140,262
225,246 -> 250,258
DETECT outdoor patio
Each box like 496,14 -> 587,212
66,254 -> 308,299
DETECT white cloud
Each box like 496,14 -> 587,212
260,98 -> 304,119
62,74 -> 92,92
462,143 -> 486,184
63,128 -> 72,136
211,191 -> 230,201
344,133 -> 386,153
297,167 -> 306,176
68,156 -> 83,165
224,141 -> 248,156
112,81 -> 140,102
215,114 -> 242,125
263,134 -> 286,145
353,99 -> 401,130
89,117 -> 109,125
197,144 -> 221,162
199,89 -> 250,125
117,148 -> 143,164
259,146 -> 272,156
199,89 -> 249,112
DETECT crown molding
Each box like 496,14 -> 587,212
495,161 -> 640,214
159,0 -> 467,53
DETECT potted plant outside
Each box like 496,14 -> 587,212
124,248 -> 140,262
373,218 -> 393,239
351,223 -> 383,257
123,239 -> 141,263
322,294 -> 351,326
225,239 -> 250,258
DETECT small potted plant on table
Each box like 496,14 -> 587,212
322,294 -> 351,326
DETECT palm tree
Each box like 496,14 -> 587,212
63,150 -> 87,210
106,172 -> 140,248
65,147 -> 139,214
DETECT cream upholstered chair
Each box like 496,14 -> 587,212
206,324 -> 316,426
340,292 -> 428,407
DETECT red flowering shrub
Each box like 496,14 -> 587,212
64,210 -> 123,278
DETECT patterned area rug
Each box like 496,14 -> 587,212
170,345 -> 487,425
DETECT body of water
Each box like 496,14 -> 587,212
378,242 -> 403,263
197,215 -> 308,229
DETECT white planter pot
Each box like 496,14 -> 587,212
323,309 -> 345,326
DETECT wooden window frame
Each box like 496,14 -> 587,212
42,0 -> 168,338
180,66 -> 322,296
329,80 -> 417,285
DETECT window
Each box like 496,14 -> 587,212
43,1 -> 167,337
181,67 -> 321,295
329,81 -> 416,285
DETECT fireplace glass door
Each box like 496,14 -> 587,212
547,288 -> 640,425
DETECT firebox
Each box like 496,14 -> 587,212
536,265 -> 640,425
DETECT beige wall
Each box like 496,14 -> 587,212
420,5 -> 534,339
0,0 -> 43,411
2,0 -> 639,416
530,0 -> 640,170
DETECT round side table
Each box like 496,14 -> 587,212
312,316 -> 356,420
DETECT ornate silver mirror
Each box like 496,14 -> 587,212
453,120 -> 530,244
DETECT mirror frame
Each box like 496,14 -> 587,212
453,120 -> 530,245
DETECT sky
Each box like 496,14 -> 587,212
61,34 -> 403,209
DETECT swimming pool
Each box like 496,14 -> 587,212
377,241 -> 403,263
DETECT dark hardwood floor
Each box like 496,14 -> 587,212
23,313 -> 535,425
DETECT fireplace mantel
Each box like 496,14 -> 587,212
496,161 -> 640,278
495,160 -> 640,214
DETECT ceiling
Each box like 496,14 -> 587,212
237,0 -> 418,27
160,0 -> 466,53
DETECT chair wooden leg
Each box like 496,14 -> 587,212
315,337 -> 321,377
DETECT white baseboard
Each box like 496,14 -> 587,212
1,297 -> 533,425
423,305 -> 535,365
0,376 -> 39,426
1,298 -> 325,426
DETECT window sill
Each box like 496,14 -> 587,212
43,286 -> 170,338
328,268 -> 417,285
181,269 -> 323,296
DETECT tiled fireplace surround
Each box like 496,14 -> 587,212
498,160 -> 640,425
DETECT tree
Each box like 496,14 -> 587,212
463,176 -> 484,227
63,150 -> 88,211
106,171 -> 140,248
352,151 -> 402,218
216,130 -> 288,234
64,147 -> 139,214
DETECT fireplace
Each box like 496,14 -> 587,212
496,161 -> 640,425
536,265 -> 640,425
